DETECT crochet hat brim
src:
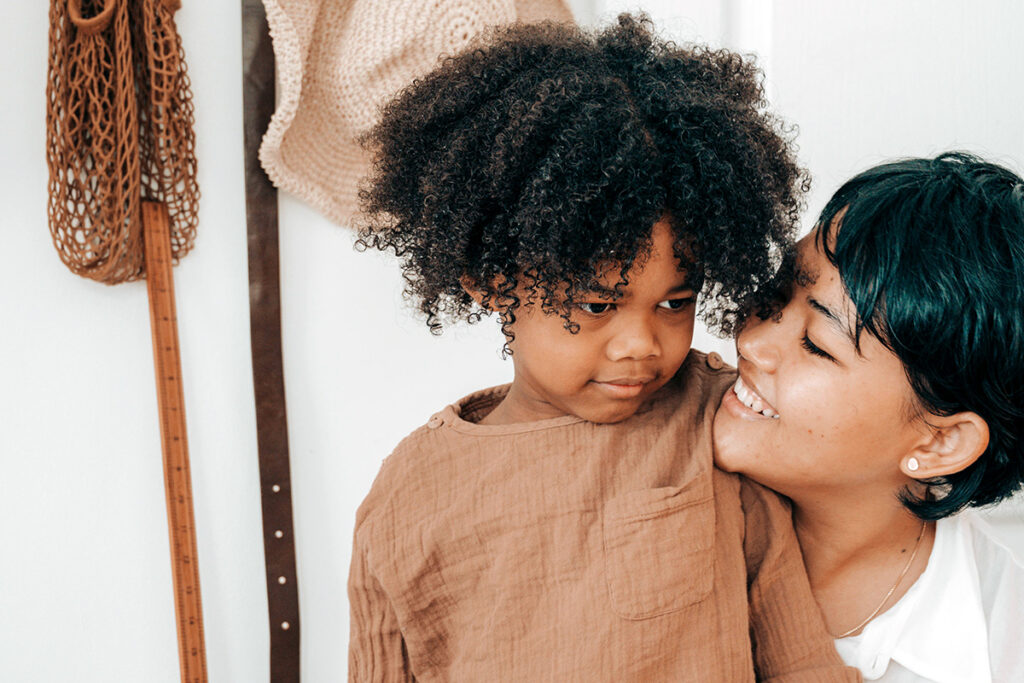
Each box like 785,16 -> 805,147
259,0 -> 574,227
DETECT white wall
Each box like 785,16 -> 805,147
3,2 -> 1022,682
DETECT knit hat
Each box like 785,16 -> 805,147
259,0 -> 574,226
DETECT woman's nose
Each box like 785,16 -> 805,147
737,312 -> 782,372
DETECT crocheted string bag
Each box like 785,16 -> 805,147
46,0 -> 199,284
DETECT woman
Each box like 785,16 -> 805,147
714,152 -> 1024,682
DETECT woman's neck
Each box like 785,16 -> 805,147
790,486 -> 935,638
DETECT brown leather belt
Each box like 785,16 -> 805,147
241,3 -> 301,681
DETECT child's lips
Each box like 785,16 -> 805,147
592,376 -> 656,399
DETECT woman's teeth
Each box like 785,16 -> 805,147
732,376 -> 779,419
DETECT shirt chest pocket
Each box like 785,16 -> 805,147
602,484 -> 716,619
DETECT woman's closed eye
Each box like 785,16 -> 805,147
801,333 -> 837,363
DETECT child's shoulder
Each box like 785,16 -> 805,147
354,384 -> 512,524
678,348 -> 736,381
662,349 -> 737,416
388,383 -> 509,460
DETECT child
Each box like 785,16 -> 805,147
349,14 -> 859,681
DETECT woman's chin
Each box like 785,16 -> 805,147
713,391 -> 786,487
713,398 -> 753,474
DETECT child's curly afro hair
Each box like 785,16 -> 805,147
356,13 -> 808,340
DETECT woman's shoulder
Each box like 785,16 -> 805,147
952,507 -> 1024,572
953,508 -> 1024,622
954,507 -> 1024,682
923,508 -> 1024,612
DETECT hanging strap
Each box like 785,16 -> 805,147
241,2 -> 301,681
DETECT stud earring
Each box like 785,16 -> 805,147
907,457 -> 920,472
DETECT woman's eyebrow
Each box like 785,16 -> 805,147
807,296 -> 861,352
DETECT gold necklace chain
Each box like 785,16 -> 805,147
833,519 -> 929,639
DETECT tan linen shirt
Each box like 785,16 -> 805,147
349,352 -> 859,682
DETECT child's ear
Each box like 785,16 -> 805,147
901,411 -> 989,479
460,275 -> 489,309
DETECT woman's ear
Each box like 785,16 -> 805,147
902,411 -> 990,479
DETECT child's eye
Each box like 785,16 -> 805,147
578,302 -> 614,314
657,297 -> 695,311
801,334 -> 837,363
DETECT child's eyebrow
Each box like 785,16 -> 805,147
583,284 -> 696,301
581,284 -> 622,299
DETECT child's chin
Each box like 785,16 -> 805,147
579,400 -> 646,424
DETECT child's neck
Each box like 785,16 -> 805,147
478,383 -> 566,425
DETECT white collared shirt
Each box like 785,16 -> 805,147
834,510 -> 1024,682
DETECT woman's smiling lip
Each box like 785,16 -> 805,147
722,375 -> 780,420
592,376 -> 656,398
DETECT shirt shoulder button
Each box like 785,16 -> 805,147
705,351 -> 725,370
427,414 -> 444,429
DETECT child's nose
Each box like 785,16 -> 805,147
606,320 -> 660,361
737,313 -> 782,372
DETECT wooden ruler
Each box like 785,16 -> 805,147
142,201 -> 208,683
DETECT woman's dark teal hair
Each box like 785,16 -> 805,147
817,152 -> 1024,519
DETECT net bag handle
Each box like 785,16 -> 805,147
67,0 -> 117,34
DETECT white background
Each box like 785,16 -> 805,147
3,1 -> 1023,681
